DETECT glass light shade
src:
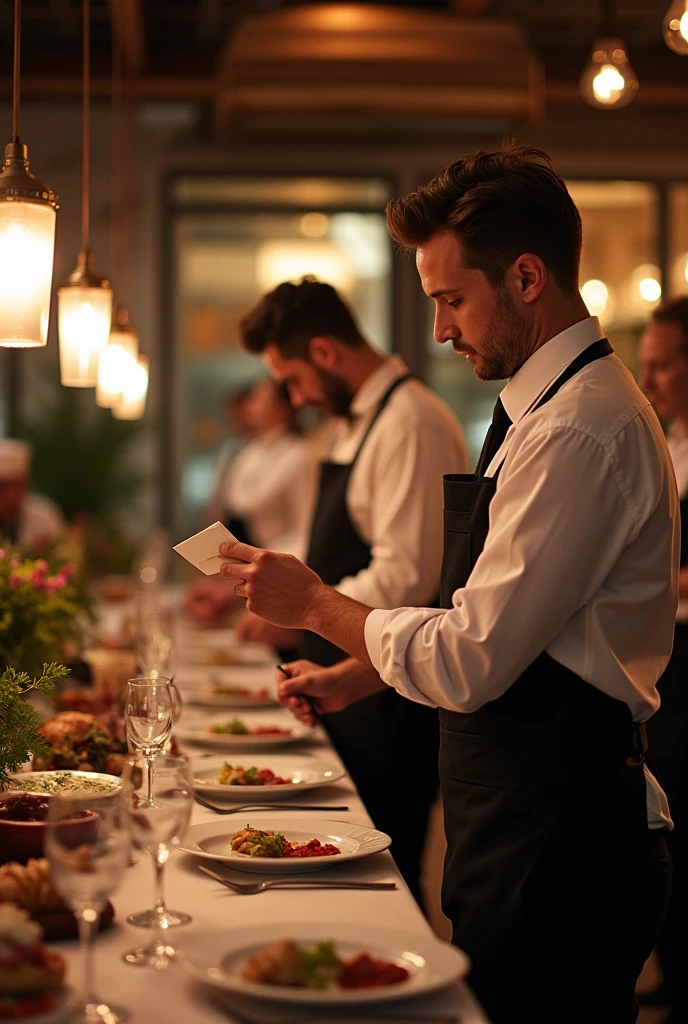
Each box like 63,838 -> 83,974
113,354 -> 149,420
0,201 -> 56,347
579,38 -> 639,109
663,0 -> 688,55
58,285 -> 113,387
96,326 -> 139,408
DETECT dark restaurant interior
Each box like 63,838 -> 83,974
0,2 -> 687,1023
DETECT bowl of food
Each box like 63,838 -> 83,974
0,793 -> 99,866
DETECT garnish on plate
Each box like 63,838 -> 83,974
209,718 -> 292,737
217,764 -> 291,787
240,938 -> 409,990
230,826 -> 340,859
0,903 -> 66,1020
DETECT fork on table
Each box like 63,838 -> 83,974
193,793 -> 349,814
197,864 -> 396,894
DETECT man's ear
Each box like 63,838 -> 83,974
308,335 -> 339,369
504,253 -> 547,306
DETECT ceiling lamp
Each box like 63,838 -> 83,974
581,279 -> 611,320
580,3 -> 638,109
57,0 -> 112,387
0,0 -> 58,348
112,354 -> 149,421
663,1 -> 688,55
216,4 -> 542,130
96,305 -> 139,409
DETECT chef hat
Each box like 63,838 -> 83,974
0,439 -> 32,480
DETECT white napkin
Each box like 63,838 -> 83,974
173,522 -> 245,576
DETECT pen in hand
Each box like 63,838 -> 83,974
276,664 -> 320,724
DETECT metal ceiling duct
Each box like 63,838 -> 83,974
215,4 -> 544,131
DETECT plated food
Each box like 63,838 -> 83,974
176,712 -> 312,750
6,772 -> 122,796
242,938 -> 408,990
0,795 -> 96,866
0,904 -> 66,1020
0,859 -> 114,941
179,817 -> 391,874
32,713 -> 126,776
179,923 -> 470,1005
230,826 -> 340,859
193,758 -> 345,801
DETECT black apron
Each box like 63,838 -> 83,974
439,339 -> 670,1023
300,374 -> 440,906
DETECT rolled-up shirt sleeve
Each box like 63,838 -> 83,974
365,423 -> 646,712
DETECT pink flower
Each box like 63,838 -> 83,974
7,572 -> 22,587
0,549 -> 6,560
59,564 -> 74,580
34,559 -> 48,573
29,569 -> 45,586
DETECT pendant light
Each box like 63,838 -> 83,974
112,353 -> 149,420
96,305 -> 139,408
663,1 -> 688,55
58,0 -> 112,387
580,1 -> 638,109
0,0 -> 58,348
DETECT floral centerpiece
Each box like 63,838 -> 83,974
0,543 -> 90,786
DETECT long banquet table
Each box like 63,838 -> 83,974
60,605 -> 489,1023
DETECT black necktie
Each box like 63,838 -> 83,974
476,396 -> 512,476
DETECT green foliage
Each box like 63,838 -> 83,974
0,543 -> 90,679
0,663 -> 69,787
17,383 -> 149,520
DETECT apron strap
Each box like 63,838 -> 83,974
349,373 -> 414,467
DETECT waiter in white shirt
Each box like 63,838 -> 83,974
218,145 -> 677,1024
232,277 -> 469,906
639,297 -> 688,1024
0,439 -> 64,548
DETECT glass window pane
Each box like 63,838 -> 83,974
669,183 -> 688,297
170,182 -> 393,540
171,176 -> 391,210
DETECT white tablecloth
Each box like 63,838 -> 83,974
58,612 -> 489,1023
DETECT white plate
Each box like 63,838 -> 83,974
178,816 -> 391,873
193,759 -> 346,799
179,642 -> 273,667
186,690 -> 278,710
6,771 -> 123,796
176,712 -> 313,750
179,923 -> 469,1005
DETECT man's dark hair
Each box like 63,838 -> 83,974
240,277 -> 365,358
385,142 -> 582,294
652,296 -> 688,357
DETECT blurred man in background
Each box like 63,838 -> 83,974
0,438 -> 63,548
639,296 -> 688,1024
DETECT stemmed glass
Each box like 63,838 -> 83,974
124,677 -> 173,807
120,755 -> 194,969
45,789 -> 132,1024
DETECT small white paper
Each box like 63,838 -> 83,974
173,522 -> 245,576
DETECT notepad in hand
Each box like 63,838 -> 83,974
173,522 -> 245,576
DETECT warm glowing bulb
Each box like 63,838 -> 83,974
663,1 -> 688,55
113,354 -> 149,420
638,277 -> 662,303
0,202 -> 56,347
581,279 -> 610,318
629,264 -> 662,312
57,286 -> 113,386
96,327 -> 139,408
580,38 -> 638,109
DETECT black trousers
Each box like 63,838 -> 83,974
647,622 -> 688,1012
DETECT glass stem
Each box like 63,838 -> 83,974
153,845 -> 169,949
76,906 -> 100,1010
145,755 -> 154,804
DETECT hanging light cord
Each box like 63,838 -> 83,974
599,0 -> 615,37
82,0 -> 90,253
12,0 -> 21,142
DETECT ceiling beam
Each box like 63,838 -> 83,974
448,0 -> 494,13
108,0 -> 145,76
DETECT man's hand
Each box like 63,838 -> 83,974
219,542 -> 326,629
236,610 -> 301,649
276,658 -> 385,726
183,579 -> 235,626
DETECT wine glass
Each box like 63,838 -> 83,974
124,677 -> 173,806
120,755 -> 194,968
45,789 -> 132,1024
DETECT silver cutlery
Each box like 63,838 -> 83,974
197,864 -> 397,894
193,793 -> 349,814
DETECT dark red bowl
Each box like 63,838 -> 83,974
0,794 -> 99,865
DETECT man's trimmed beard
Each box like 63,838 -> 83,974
314,366 -> 355,418
455,285 -> 534,382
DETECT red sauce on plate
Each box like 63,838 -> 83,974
338,953 -> 410,989
282,839 -> 340,858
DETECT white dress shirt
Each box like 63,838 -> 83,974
364,319 -> 678,827
18,493 -> 64,548
666,420 -> 688,623
329,355 -> 469,608
222,427 -> 317,557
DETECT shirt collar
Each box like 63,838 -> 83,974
350,354 -> 410,418
500,317 -> 606,425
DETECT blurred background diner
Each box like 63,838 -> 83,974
1,2 -> 688,1022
